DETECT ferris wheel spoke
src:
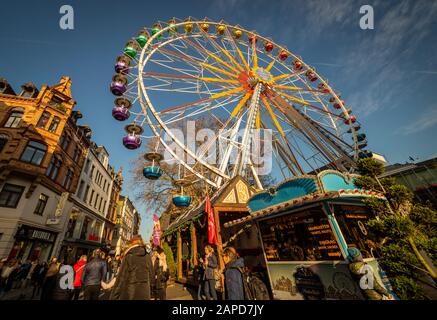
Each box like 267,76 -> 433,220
175,30 -> 240,75
223,27 -> 250,72
196,25 -> 245,73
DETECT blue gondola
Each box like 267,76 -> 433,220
357,133 -> 366,142
172,195 -> 192,207
143,166 -> 162,180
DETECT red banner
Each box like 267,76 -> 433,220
205,194 -> 218,245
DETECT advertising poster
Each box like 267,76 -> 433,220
267,259 -> 387,300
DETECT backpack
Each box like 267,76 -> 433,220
238,268 -> 270,300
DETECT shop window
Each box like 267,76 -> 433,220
62,169 -> 74,190
0,183 -> 25,208
36,111 -> 51,129
46,154 -> 62,180
4,111 -> 23,128
48,116 -> 60,133
259,208 -> 342,261
20,141 -> 47,165
333,205 -> 378,259
34,194 -> 49,216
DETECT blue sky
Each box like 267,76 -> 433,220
1,0 -> 436,239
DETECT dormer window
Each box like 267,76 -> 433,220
48,95 -> 63,108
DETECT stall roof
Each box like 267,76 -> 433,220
223,189 -> 385,228
164,176 -> 257,234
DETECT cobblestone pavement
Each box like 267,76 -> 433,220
1,282 -> 195,300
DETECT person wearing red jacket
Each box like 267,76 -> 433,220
72,255 -> 87,300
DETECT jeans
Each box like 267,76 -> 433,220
83,285 -> 100,300
204,279 -> 217,300
72,287 -> 82,300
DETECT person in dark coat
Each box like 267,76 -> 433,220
81,249 -> 107,300
223,247 -> 245,300
41,257 -> 60,300
31,262 -> 47,299
199,245 -> 218,300
110,235 -> 154,300
49,264 -> 74,300
151,246 -> 169,300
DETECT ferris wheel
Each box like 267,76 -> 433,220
110,17 -> 370,192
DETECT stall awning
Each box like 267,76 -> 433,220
223,189 -> 385,228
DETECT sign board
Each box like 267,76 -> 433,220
55,192 -> 70,218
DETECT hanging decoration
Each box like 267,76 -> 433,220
152,213 -> 161,247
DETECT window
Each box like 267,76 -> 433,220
90,165 -> 95,179
84,159 -> 91,174
4,111 -> 23,128
77,180 -> 85,198
36,111 -> 51,129
83,185 -> 90,202
72,146 -> 81,163
60,132 -> 71,151
0,183 -> 25,208
259,208 -> 342,261
34,194 -> 49,216
333,205 -> 377,259
94,194 -> 99,208
99,197 -> 103,212
48,116 -> 60,133
0,135 -> 7,152
62,169 -> 74,190
46,155 -> 62,180
20,141 -> 47,165
89,190 -> 95,205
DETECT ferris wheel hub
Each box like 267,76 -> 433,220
253,67 -> 273,84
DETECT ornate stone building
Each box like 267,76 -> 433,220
0,76 -> 89,261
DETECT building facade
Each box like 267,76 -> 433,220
60,143 -> 123,264
114,195 -> 140,255
0,77 -> 88,262
380,156 -> 437,209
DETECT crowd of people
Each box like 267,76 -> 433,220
1,235 -> 269,301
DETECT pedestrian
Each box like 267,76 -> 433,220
151,246 -> 169,300
24,260 -> 39,289
195,261 -> 205,300
16,260 -> 32,289
72,255 -> 87,300
31,262 -> 47,299
0,259 -> 19,299
110,235 -> 154,300
111,255 -> 121,279
40,257 -> 60,300
223,247 -> 245,300
49,262 -> 74,300
81,249 -> 107,300
199,245 -> 218,300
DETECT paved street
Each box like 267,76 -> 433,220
1,282 -> 195,300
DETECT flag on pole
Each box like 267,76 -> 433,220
152,214 -> 161,247
205,194 -> 218,245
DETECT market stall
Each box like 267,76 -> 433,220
224,170 -> 390,300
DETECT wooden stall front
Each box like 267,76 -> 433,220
161,176 -> 268,292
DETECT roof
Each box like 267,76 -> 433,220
224,189 -> 385,228
163,176 -> 257,234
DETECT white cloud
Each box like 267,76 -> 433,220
397,107 -> 437,135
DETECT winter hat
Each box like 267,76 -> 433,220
129,234 -> 144,246
347,247 -> 363,262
